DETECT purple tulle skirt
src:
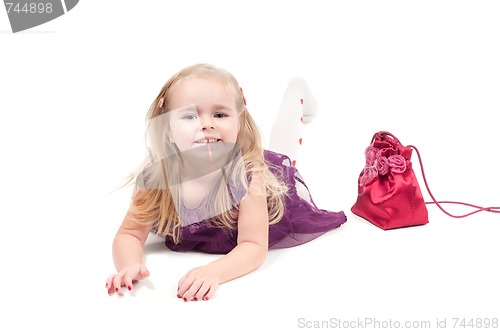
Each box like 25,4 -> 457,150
163,150 -> 347,254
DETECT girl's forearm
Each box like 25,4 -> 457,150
208,241 -> 268,284
112,233 -> 145,271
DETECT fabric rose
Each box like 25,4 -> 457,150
376,156 -> 390,176
360,146 -> 407,186
387,155 -> 406,173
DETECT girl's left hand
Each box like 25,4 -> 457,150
177,265 -> 220,301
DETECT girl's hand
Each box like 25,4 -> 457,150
177,265 -> 220,301
106,263 -> 150,294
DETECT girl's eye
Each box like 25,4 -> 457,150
183,113 -> 198,120
214,112 -> 227,118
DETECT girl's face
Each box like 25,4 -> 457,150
167,77 -> 240,153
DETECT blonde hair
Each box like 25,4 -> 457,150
124,63 -> 287,244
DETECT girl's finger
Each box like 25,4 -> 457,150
183,278 -> 204,301
177,275 -> 195,300
105,275 -> 115,291
192,281 -> 211,301
112,273 -> 125,294
123,273 -> 133,291
202,283 -> 218,301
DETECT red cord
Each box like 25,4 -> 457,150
408,145 -> 500,218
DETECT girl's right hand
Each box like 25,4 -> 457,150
105,263 -> 150,294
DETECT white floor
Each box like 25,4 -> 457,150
1,1 -> 499,331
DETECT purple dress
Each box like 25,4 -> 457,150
163,150 -> 347,254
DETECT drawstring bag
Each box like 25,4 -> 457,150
351,131 -> 427,229
351,131 -> 500,230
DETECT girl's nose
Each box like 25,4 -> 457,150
201,117 -> 214,130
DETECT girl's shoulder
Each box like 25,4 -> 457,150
264,149 -> 294,167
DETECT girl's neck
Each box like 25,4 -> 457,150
180,169 -> 223,209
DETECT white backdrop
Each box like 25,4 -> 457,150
1,1 -> 499,331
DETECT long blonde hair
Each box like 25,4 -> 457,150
125,63 -> 287,244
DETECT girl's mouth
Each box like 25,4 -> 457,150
194,138 -> 221,143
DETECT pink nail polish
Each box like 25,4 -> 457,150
128,285 -> 132,291
177,294 -> 182,298
193,297 -> 198,301
183,297 -> 188,302
204,296 -> 209,301
115,288 -> 119,292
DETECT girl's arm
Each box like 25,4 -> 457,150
106,209 -> 152,294
177,172 -> 269,301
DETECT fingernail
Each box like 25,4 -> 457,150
128,285 -> 132,291
193,297 -> 198,301
177,294 -> 182,298
115,288 -> 119,292
183,297 -> 188,302
204,296 -> 209,301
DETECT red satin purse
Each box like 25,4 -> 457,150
351,131 -> 500,230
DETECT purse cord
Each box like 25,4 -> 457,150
408,145 -> 500,218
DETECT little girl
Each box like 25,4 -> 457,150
105,63 -> 346,301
